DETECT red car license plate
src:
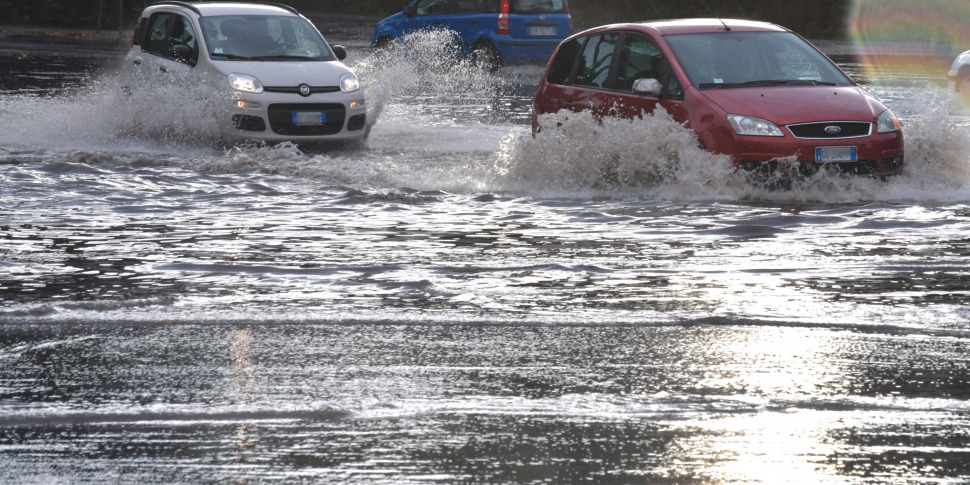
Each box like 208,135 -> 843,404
815,146 -> 857,162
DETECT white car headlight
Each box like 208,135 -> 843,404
340,73 -> 360,93
229,73 -> 263,94
727,114 -> 784,137
877,109 -> 901,133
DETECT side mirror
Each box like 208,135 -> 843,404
331,45 -> 347,61
170,44 -> 194,66
632,78 -> 662,97
404,4 -> 417,16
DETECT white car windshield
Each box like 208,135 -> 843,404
665,31 -> 852,89
200,15 -> 335,61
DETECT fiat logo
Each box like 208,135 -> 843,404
298,84 -> 311,97
824,125 -> 842,134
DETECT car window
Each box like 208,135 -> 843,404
200,15 -> 336,61
415,0 -> 453,15
170,16 -> 197,51
511,0 -> 567,13
143,12 -> 175,56
453,0 -> 485,13
142,12 -> 198,65
660,57 -> 684,99
573,33 -> 619,89
545,37 -> 581,85
615,34 -> 661,91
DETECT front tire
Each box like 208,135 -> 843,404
959,71 -> 970,96
375,35 -> 393,51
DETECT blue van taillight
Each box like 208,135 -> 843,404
498,0 -> 510,35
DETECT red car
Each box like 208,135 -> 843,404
532,19 -> 904,177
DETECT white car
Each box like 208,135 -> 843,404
125,1 -> 366,144
947,50 -> 970,95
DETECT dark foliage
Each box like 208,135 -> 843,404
0,0 -> 850,39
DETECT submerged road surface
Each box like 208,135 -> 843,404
2,26 -> 970,484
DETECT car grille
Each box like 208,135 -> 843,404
786,121 -> 871,139
268,103 -> 346,136
263,86 -> 340,95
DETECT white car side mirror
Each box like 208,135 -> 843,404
632,78 -> 662,97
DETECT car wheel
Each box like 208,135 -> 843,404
959,71 -> 970,95
375,35 -> 393,51
471,42 -> 500,72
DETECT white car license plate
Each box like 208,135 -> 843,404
815,146 -> 857,162
529,26 -> 556,36
292,111 -> 325,125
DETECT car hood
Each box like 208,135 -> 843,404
377,11 -> 408,25
699,85 -> 887,124
210,59 -> 353,87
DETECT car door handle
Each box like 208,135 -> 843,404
159,66 -> 167,73
433,20 -> 442,25
470,19 -> 478,24
133,59 -> 141,66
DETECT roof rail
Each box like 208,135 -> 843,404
149,1 -> 202,15
149,1 -> 300,16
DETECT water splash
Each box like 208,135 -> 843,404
492,96 -> 970,203
493,109 -> 741,199
350,29 -> 516,128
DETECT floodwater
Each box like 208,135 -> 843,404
2,25 -> 970,484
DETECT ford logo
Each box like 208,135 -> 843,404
298,84 -> 311,97
824,125 -> 842,134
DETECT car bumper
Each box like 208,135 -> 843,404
495,38 -> 562,63
228,90 -> 367,142
730,131 -> 905,175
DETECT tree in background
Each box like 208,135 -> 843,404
1,0 -> 850,39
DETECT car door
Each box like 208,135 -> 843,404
554,31 -> 626,118
610,32 -> 687,123
132,11 -> 199,76
536,31 -> 685,124
408,0 -> 483,54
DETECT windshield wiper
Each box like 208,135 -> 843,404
209,52 -> 253,60
247,55 -> 318,61
698,79 -> 839,89
698,82 -> 749,89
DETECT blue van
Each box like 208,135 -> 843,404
371,0 -> 572,67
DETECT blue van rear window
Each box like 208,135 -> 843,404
511,0 -> 567,13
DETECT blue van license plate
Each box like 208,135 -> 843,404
529,26 -> 556,36
293,112 -> 325,125
815,146 -> 857,162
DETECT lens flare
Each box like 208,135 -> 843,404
849,0 -> 969,84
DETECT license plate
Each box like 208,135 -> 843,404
815,146 -> 857,162
529,26 -> 556,36
292,111 -> 325,125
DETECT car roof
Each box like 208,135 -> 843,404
146,1 -> 301,17
577,18 -> 790,37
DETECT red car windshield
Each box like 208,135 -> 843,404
665,31 -> 852,89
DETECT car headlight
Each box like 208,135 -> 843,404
340,73 -> 360,93
727,114 -> 784,137
877,109 -> 901,133
229,73 -> 263,94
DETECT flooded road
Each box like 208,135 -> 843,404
2,26 -> 970,483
